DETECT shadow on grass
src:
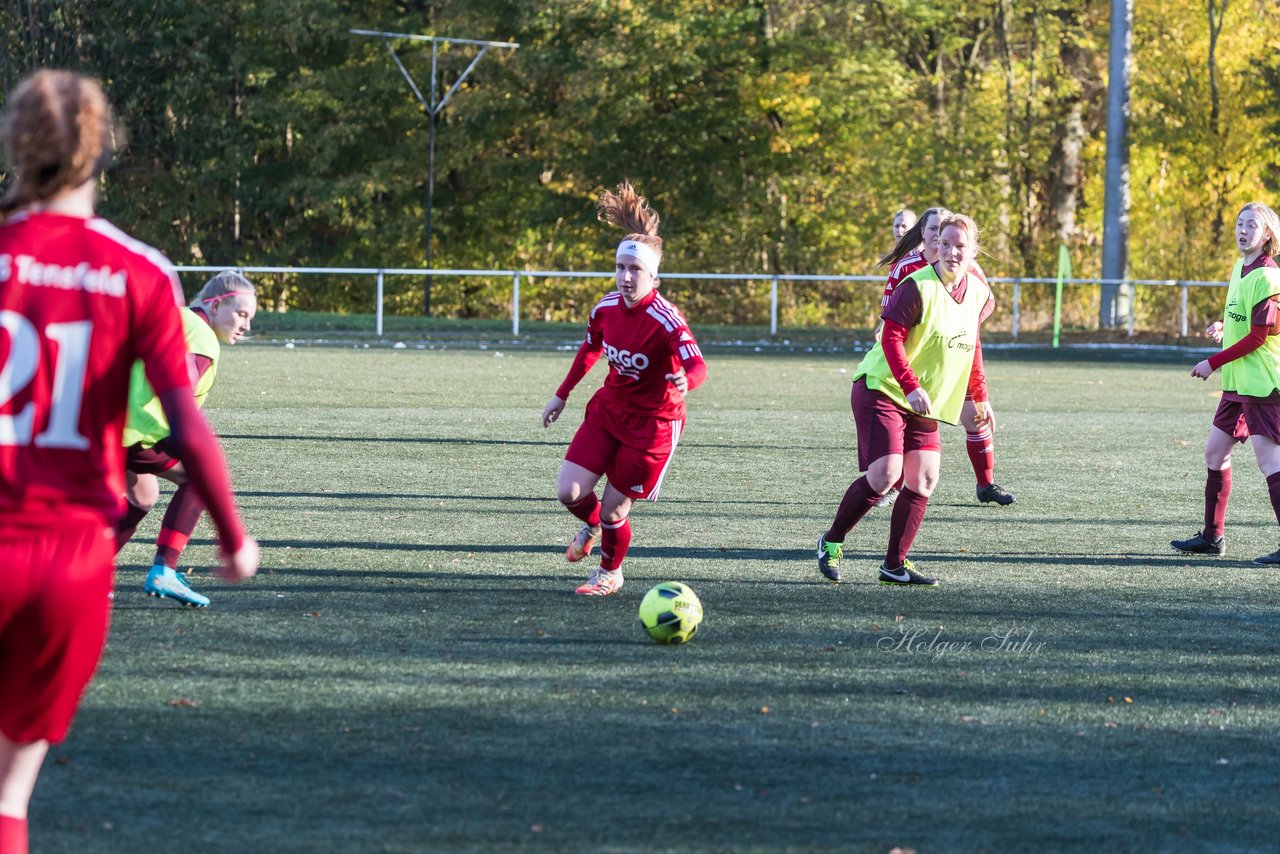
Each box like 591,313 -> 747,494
235,490 -> 806,506
45,696 -> 1278,852
221,433 -> 832,452
221,433 -> 563,447
196,537 -> 1245,570
213,494 -> 1280,535
44,698 -> 1280,852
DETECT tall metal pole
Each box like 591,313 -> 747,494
1100,0 -> 1132,329
351,29 -> 518,316
426,107 -> 436,314
426,40 -> 437,315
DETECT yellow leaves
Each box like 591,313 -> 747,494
749,72 -> 824,153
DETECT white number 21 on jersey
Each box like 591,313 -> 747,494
0,310 -> 92,449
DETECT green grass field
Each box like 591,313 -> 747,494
37,344 -> 1280,852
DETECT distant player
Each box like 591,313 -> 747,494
891,208 -> 917,241
0,70 -> 257,854
1173,202 -> 1280,562
115,271 -> 257,607
542,181 -> 707,596
878,206 -> 1015,507
875,208 -> 920,508
817,213 -> 994,587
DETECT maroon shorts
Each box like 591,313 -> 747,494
851,378 -> 941,472
1212,397 -> 1280,444
0,522 -> 114,744
565,396 -> 683,501
126,438 -> 180,475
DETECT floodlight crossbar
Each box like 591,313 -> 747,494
349,29 -> 519,49
437,48 -> 488,114
384,42 -> 428,111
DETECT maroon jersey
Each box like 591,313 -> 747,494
883,251 -> 989,307
0,212 -> 190,531
556,288 -> 705,421
883,249 -> 926,306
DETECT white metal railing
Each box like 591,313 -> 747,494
175,265 -> 1229,339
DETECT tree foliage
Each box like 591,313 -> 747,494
2,0 -> 1278,328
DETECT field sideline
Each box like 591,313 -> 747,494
39,345 -> 1280,852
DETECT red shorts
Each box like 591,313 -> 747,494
565,396 -> 683,501
0,522 -> 114,744
125,438 -> 181,475
851,378 -> 941,472
1213,397 -> 1280,444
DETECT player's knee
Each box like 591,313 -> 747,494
600,508 -> 630,525
914,474 -> 939,497
127,480 -> 160,512
127,495 -> 157,514
1204,450 -> 1230,470
868,463 -> 900,494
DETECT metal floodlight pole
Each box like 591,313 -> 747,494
1100,0 -> 1132,329
351,29 -> 519,316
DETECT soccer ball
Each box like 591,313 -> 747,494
638,582 -> 703,645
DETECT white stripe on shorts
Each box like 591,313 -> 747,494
647,418 -> 683,501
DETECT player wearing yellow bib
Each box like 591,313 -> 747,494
115,271 -> 257,607
1173,203 -> 1280,563
817,213 -> 995,587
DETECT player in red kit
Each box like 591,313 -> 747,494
0,71 -> 258,854
876,206 -> 1015,508
542,181 -> 707,596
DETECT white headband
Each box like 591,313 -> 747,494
616,239 -> 661,277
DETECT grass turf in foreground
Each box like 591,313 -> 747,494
36,346 -> 1280,852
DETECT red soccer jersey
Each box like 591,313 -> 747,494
882,249 -> 926,306
883,251 -> 989,306
556,288 -> 705,420
0,212 -> 190,531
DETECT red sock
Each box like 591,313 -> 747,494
153,483 -> 204,569
1204,468 -> 1231,539
114,500 -> 151,552
0,814 -> 28,854
155,529 -> 191,569
599,517 -> 631,570
563,494 -> 601,528
825,476 -> 881,543
885,486 -> 929,567
1265,471 -> 1280,528
966,428 -> 995,489
893,474 -> 905,491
